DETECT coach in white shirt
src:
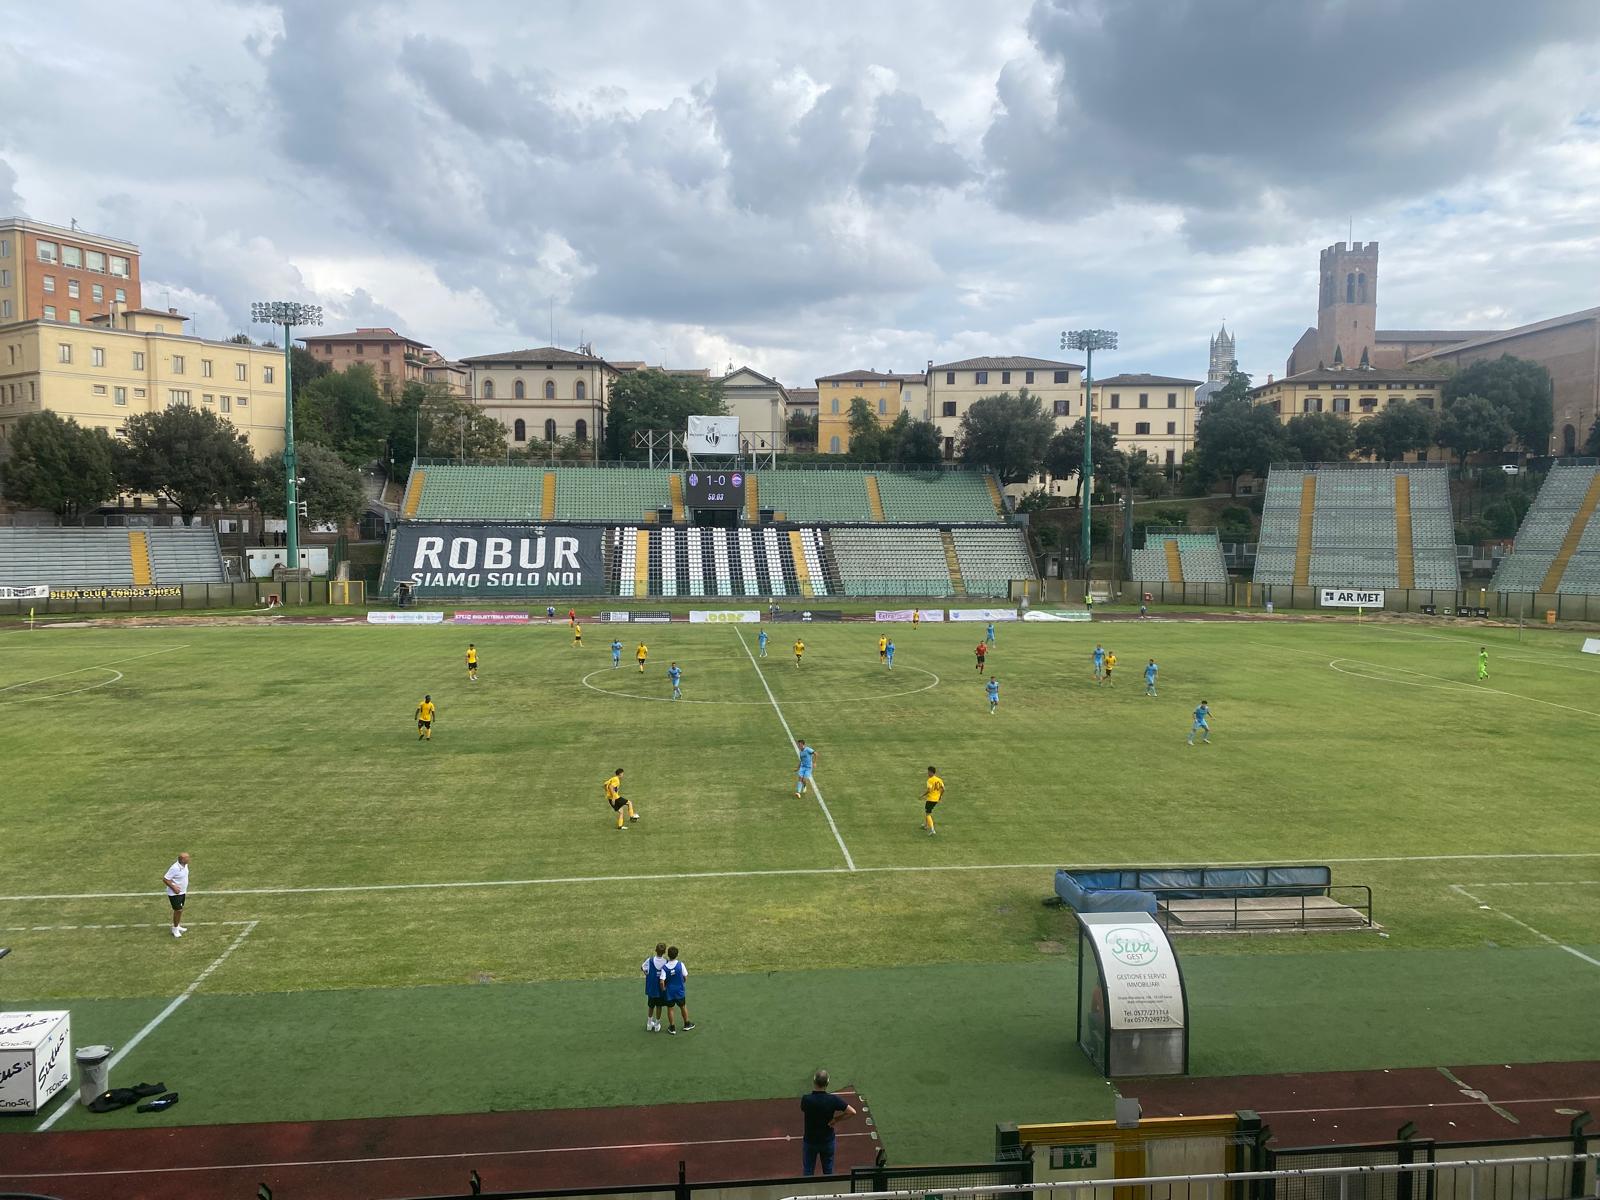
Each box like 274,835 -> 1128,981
164,852 -> 191,939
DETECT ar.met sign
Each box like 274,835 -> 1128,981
1319,588 -> 1385,608
391,524 -> 604,597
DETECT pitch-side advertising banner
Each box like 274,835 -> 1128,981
1582,638 -> 1600,655
368,611 -> 445,624
947,608 -> 1019,622
1023,609 -> 1092,622
0,584 -> 49,600
688,610 -> 761,623
451,611 -> 530,624
874,609 -> 946,622
390,524 -> 605,597
1319,588 -> 1385,608
686,415 -> 740,455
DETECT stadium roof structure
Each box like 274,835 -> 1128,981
929,355 -> 1083,371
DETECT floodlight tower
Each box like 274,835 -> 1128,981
1061,328 -> 1118,580
251,301 -> 323,573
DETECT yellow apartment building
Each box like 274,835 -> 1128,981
926,356 -> 1083,460
1088,373 -> 1202,471
1248,365 -> 1448,428
462,346 -> 617,447
0,309 -> 287,454
815,368 -> 921,454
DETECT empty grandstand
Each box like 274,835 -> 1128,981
1490,462 -> 1600,594
1253,463 -> 1459,591
383,462 -> 1033,599
1128,530 -> 1229,584
0,526 -> 226,587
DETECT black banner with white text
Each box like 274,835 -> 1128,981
389,524 -> 605,597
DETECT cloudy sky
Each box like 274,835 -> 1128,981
5,0 -> 1598,388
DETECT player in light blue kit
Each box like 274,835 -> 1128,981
885,638 -> 896,670
668,661 -> 682,699
985,621 -> 996,645
611,638 -> 623,668
1144,659 -> 1158,697
757,628 -> 769,657
1187,700 -> 1212,745
986,675 -> 1000,714
794,739 -> 816,797
1091,644 -> 1107,683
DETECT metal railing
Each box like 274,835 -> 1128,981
1150,883 -> 1375,932
784,1151 -> 1600,1200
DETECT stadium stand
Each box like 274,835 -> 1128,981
413,463 -> 542,521
1253,463 -> 1459,590
829,527 -> 953,596
0,526 -> 227,587
951,527 -> 1035,596
875,472 -> 1002,522
1127,531 -> 1229,584
756,472 -> 873,522
1490,462 -> 1600,594
552,467 -> 674,522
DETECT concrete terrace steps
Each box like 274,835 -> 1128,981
1395,474 -> 1415,589
1540,471 -> 1600,592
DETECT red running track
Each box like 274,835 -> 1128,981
0,1091 -> 879,1200
1132,1061 -> 1600,1147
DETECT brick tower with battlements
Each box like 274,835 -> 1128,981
1287,241 -> 1379,376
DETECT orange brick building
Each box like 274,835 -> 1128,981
300,327 -> 433,395
0,218 -> 141,326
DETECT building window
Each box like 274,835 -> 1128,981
133,351 -> 145,370
114,386 -> 127,406
941,401 -> 957,417
91,346 -> 105,367
1307,383 -> 1319,390
514,378 -> 525,399
201,359 -> 213,377
1135,422 -> 1151,435
878,379 -> 888,387
1109,422 -> 1119,434
1,299 -> 10,319
1333,397 -> 1349,413
86,250 -> 106,272
1416,395 -> 1434,408
513,418 -> 527,442
1166,421 -> 1176,435
43,274 -> 57,294
354,343 -> 363,354
1025,370 -> 1035,384
831,398 -> 840,414
482,380 -> 494,399
878,397 -> 887,415
1001,371 -> 1011,385
1139,393 -> 1148,408
263,366 -> 274,383
1167,393 -> 1177,407
220,395 -> 231,413
234,363 -> 246,381
0,237 -> 8,256
829,435 -> 842,453
37,240 -> 58,263
168,390 -> 192,407
1109,394 -> 1120,408
1054,400 -> 1070,416
67,279 -> 81,298
575,380 -> 586,401
61,245 -> 82,268
1333,382 -> 1348,390
92,283 -> 104,303
1360,397 -> 1378,410
236,395 -> 247,406
544,418 -> 557,441
58,343 -> 72,363
575,418 -> 587,441
544,379 -> 556,400
93,384 -> 107,395
42,305 -> 56,320
1166,449 -> 1175,466
68,310 -> 81,324
0,269 -> 7,287
975,371 -> 988,384
945,371 -> 955,384
133,387 -> 146,398
381,343 -> 390,354
202,393 -> 214,404
1054,370 -> 1069,383
109,255 -> 129,277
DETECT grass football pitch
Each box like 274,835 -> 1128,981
2,615 -> 1598,1157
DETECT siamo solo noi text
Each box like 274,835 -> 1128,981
405,534 -> 588,589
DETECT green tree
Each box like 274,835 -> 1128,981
1441,355 -> 1553,454
257,442 -> 367,526
1354,400 -> 1437,461
603,369 -> 726,460
1436,392 -> 1515,473
1044,420 -> 1119,504
1210,367 -> 1254,407
1283,411 -> 1355,463
0,411 -> 120,521
118,406 -> 258,524
846,396 -> 884,461
785,408 -> 818,453
1191,392 -> 1290,496
894,416 -> 944,466
291,346 -> 332,405
389,382 -> 507,465
957,388 -> 1054,484
1584,419 -> 1600,458
297,364 -> 388,467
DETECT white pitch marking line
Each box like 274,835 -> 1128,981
1449,884 -> 1600,970
734,626 -> 855,871
2,1129 -> 877,1181
0,668 -> 124,707
579,665 -> 941,706
1457,881 -> 1600,888
0,644 -> 189,692
7,854 -> 1600,903
1326,656 -> 1600,719
34,918 -> 258,1131
3,920 -> 260,933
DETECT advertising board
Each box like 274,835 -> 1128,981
948,608 -> 1019,622
688,610 -> 762,623
686,415 -> 740,455
1319,588 -> 1384,608
50,586 -> 181,600
389,524 -> 605,598
0,585 -> 49,600
875,609 -> 946,622
451,611 -> 530,624
368,611 -> 445,624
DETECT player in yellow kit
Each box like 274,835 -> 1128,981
636,642 -> 649,673
415,695 -> 436,741
1103,650 -> 1117,687
878,634 -> 888,664
922,766 -> 944,835
572,622 -> 583,647
465,644 -> 479,681
605,767 -> 638,830
793,638 -> 805,668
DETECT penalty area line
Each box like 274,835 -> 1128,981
734,626 -> 855,871
34,919 -> 259,1131
1448,884 -> 1600,971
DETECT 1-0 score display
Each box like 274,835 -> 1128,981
685,471 -> 745,508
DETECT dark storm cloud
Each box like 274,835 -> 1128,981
985,0 -> 1600,247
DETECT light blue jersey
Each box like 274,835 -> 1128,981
757,629 -> 769,657
611,640 -> 623,666
987,679 -> 1000,700
885,641 -> 895,666
985,622 -> 996,643
1187,703 -> 1211,745
1144,662 -> 1158,695
669,665 -> 682,698
1092,646 -> 1106,667
797,745 -> 815,777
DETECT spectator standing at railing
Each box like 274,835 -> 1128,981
800,1069 -> 857,1176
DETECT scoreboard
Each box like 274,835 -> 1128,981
684,470 -> 745,509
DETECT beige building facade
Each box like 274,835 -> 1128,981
1088,373 -> 1201,470
0,309 -> 288,454
715,366 -> 789,453
926,356 -> 1084,459
0,218 -> 141,327
1249,366 -> 1447,429
301,327 -> 431,395
462,346 -> 616,447
815,368 -> 920,454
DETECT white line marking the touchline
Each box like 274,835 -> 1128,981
3,920 -> 261,933
6,853 -> 1600,903
734,626 -> 856,871
1448,884 -> 1600,970
0,644 -> 189,692
34,919 -> 259,1132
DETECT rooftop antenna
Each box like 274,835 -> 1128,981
1348,216 -> 1353,245
549,299 -> 554,347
